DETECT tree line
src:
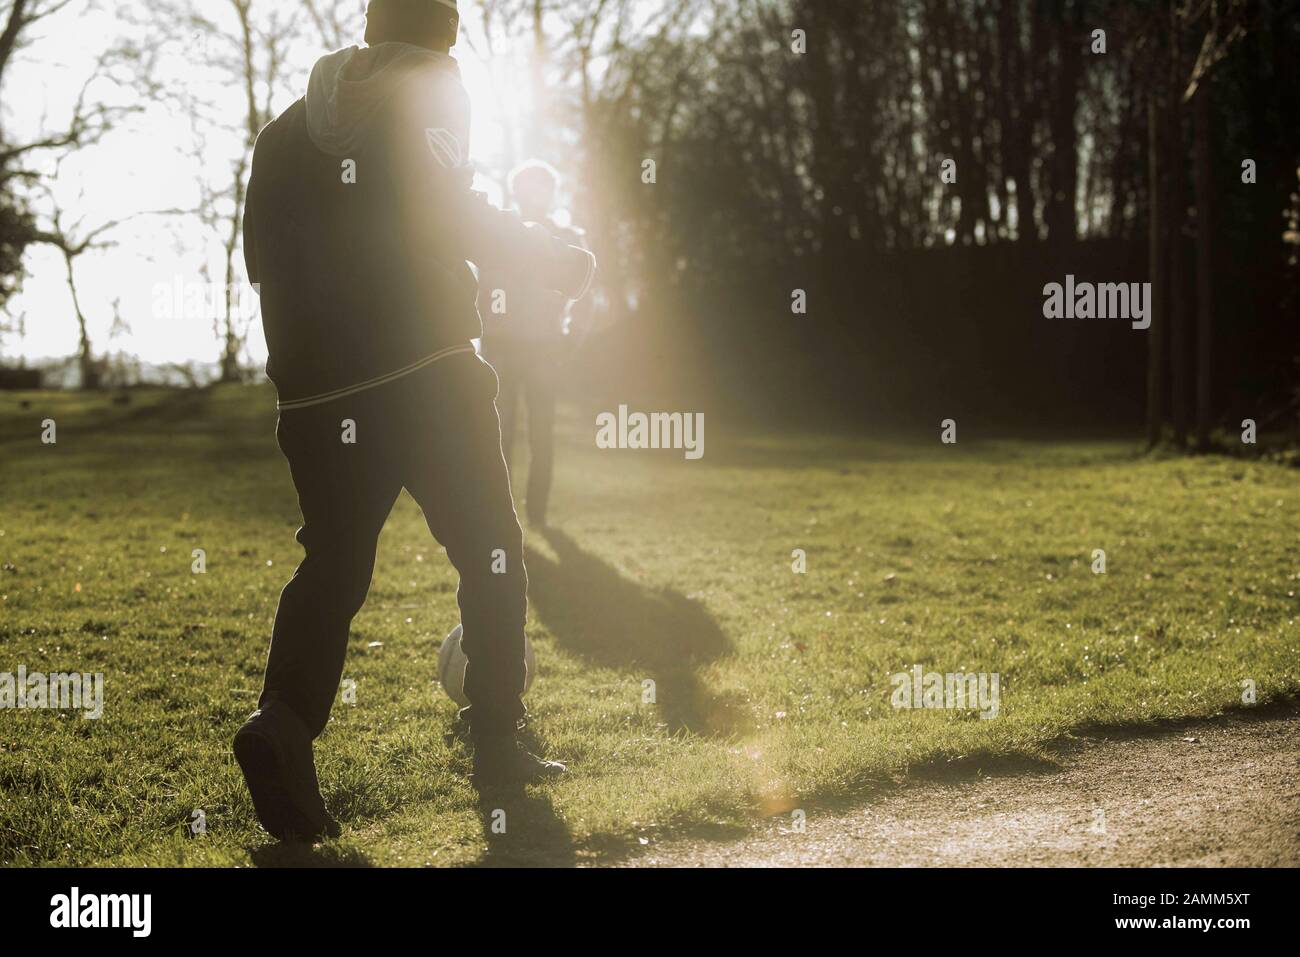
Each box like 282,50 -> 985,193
1,0 -> 1296,441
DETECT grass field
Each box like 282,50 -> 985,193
0,385 -> 1295,866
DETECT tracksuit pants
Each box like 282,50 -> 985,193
482,338 -> 559,524
258,351 -> 527,739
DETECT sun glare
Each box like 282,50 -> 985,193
4,3 -> 542,371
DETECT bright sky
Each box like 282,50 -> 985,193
2,0 -> 546,369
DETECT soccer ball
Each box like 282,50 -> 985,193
437,623 -> 535,707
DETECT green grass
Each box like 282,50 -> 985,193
0,385 -> 1295,866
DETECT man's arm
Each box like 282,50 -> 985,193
388,69 -> 594,298
558,226 -> 597,340
243,141 -> 262,290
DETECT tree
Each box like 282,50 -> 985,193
1182,0 -> 1248,449
0,0 -> 154,374
153,0 -> 303,381
28,165 -> 185,387
1143,0 -> 1247,448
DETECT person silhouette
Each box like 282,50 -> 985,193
236,0 -> 595,841
479,160 -> 595,527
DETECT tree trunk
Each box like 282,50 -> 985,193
62,250 -> 98,390
1045,1 -> 1082,244
801,0 -> 851,277
1145,96 -> 1166,449
527,0 -> 549,159
219,333 -> 241,383
219,153 -> 249,383
1193,81 -> 1214,451
1166,126 -> 1187,446
1167,13 -> 1187,448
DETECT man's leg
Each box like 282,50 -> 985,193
238,397 -> 400,838
399,356 -> 526,734
396,355 -> 563,781
522,349 -> 557,525
260,403 -> 401,737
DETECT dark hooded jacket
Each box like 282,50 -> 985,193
244,43 -> 592,407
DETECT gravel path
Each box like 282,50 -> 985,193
622,711 -> 1300,867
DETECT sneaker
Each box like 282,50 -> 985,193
471,736 -> 566,785
233,703 -> 339,841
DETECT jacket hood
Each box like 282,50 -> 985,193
305,42 -> 459,157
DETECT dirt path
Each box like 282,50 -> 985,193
622,711 -> 1300,867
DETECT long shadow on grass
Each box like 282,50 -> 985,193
525,528 -> 744,737
470,787 -> 575,867
248,840 -> 373,867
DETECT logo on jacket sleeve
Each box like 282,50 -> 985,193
425,128 -> 463,168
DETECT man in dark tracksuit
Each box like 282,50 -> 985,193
480,161 -> 592,527
234,0 -> 596,841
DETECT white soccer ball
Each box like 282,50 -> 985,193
437,623 -> 535,707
